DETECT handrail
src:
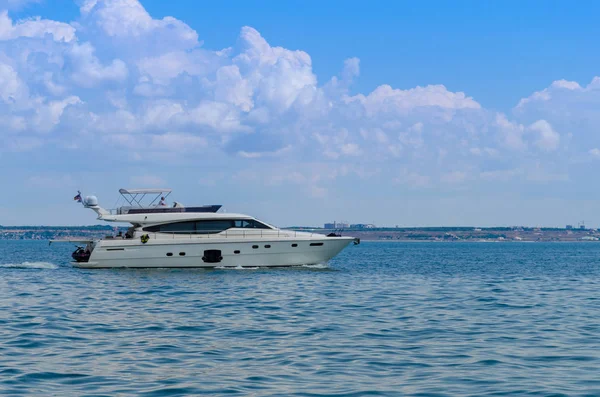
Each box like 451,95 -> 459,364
141,229 -> 316,240
143,228 -> 284,235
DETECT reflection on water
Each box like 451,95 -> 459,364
1,240 -> 600,396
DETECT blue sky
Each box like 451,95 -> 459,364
1,0 -> 600,227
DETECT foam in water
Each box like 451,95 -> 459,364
215,265 -> 260,270
301,263 -> 330,269
0,262 -> 58,269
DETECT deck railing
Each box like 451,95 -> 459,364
149,229 -> 323,240
106,228 -> 350,242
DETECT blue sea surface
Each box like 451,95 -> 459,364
1,240 -> 600,396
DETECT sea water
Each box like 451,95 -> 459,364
1,240 -> 600,396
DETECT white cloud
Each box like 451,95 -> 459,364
140,100 -> 184,128
33,95 -> 81,132
495,113 -> 526,151
137,49 -> 223,85
340,143 -> 361,156
360,128 -> 388,144
0,61 -> 26,104
341,57 -> 360,82
529,120 -> 560,152
233,26 -> 317,113
0,11 -> 76,42
68,42 -> 128,87
0,0 -> 597,202
80,0 -> 198,51
398,122 -> 424,148
187,100 -> 246,132
347,84 -> 480,116
74,0 -> 202,86
517,79 -> 584,108
214,65 -> 254,112
237,145 -> 291,159
551,79 -> 581,90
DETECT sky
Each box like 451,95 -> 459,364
1,0 -> 600,227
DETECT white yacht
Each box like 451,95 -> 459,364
55,189 -> 357,269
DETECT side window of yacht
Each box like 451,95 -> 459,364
233,219 -> 271,229
195,220 -> 235,234
233,220 -> 251,228
252,220 -> 271,229
144,219 -> 269,234
159,221 -> 195,233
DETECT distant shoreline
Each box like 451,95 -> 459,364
293,227 -> 600,243
1,225 -> 598,242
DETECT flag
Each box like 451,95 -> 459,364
74,191 -> 82,202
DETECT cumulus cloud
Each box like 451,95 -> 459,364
0,0 -> 596,197
68,42 -> 128,87
517,79 -> 583,108
80,0 -> 198,53
0,61 -> 26,103
495,113 -> 526,151
347,84 -> 480,116
231,26 -> 318,113
137,50 -> 222,85
529,120 -> 560,152
0,11 -> 76,42
514,76 -> 600,157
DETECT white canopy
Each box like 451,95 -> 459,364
119,188 -> 172,195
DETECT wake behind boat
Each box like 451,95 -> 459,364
52,189 -> 357,269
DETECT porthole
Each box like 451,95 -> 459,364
265,245 -> 271,248
291,244 -> 298,247
179,252 -> 186,256
310,242 -> 324,247
166,252 -> 173,257
252,245 -> 259,249
234,250 -> 240,254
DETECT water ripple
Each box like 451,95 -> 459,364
0,261 -> 57,269
2,240 -> 600,396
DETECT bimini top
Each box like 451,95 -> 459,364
119,188 -> 172,195
78,188 -> 222,221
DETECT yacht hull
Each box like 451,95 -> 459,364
74,237 -> 354,269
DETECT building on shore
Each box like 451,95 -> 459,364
350,224 -> 376,229
324,221 -> 349,229
324,222 -> 376,229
